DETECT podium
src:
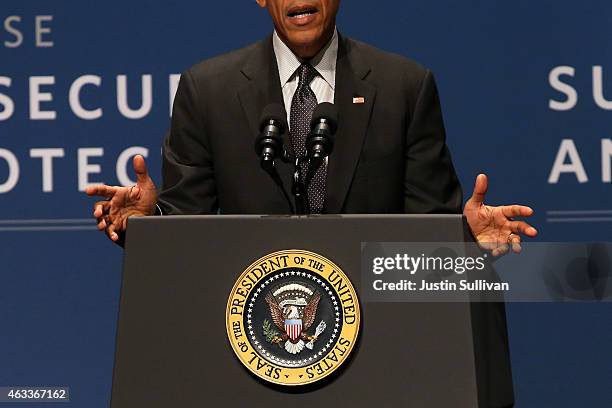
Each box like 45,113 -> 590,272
111,215 -> 514,407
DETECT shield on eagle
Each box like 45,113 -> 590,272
285,319 -> 303,342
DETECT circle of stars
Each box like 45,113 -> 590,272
246,270 -> 341,368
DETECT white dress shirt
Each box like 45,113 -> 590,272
158,32 -> 339,216
272,29 -> 338,127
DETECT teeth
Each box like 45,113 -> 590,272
289,9 -> 316,18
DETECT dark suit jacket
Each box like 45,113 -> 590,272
159,33 -> 462,215
158,33 -> 514,407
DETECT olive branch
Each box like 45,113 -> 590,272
263,319 -> 283,345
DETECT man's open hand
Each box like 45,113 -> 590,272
85,155 -> 158,242
464,174 -> 538,257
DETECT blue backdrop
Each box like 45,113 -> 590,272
1,1 -> 611,406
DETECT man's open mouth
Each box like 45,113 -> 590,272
287,6 -> 319,19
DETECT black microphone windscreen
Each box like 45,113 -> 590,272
311,102 -> 338,132
259,103 -> 287,132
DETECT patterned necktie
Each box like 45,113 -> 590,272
290,63 -> 327,214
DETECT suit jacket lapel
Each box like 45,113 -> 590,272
238,36 -> 295,209
325,34 -> 376,213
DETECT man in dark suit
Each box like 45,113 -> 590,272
158,28 -> 460,216
87,1 -> 537,405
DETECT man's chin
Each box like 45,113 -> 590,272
283,30 -> 326,53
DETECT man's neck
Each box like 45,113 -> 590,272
275,27 -> 336,60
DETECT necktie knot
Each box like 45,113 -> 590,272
297,63 -> 318,92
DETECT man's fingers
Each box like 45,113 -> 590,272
97,218 -> 106,231
478,241 -> 496,251
93,201 -> 110,218
509,220 -> 538,237
133,155 -> 150,185
509,234 -> 522,254
85,184 -> 117,198
94,204 -> 102,218
492,244 -> 509,257
469,173 -> 488,206
107,222 -> 120,242
502,205 -> 534,218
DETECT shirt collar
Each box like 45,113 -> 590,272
273,28 -> 338,91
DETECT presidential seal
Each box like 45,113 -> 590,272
226,250 -> 360,386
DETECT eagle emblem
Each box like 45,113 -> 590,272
263,283 -> 327,354
227,250 -> 361,386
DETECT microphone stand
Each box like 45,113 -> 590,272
304,156 -> 324,187
256,104 -> 298,215
260,159 -> 295,215
291,156 -> 309,215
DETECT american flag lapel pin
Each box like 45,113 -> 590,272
352,96 -> 365,104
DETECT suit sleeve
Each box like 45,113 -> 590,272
157,69 -> 218,215
404,70 -> 463,214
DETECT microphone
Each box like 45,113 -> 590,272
254,103 -> 295,214
306,102 -> 338,161
302,102 -> 338,192
254,104 -> 287,169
